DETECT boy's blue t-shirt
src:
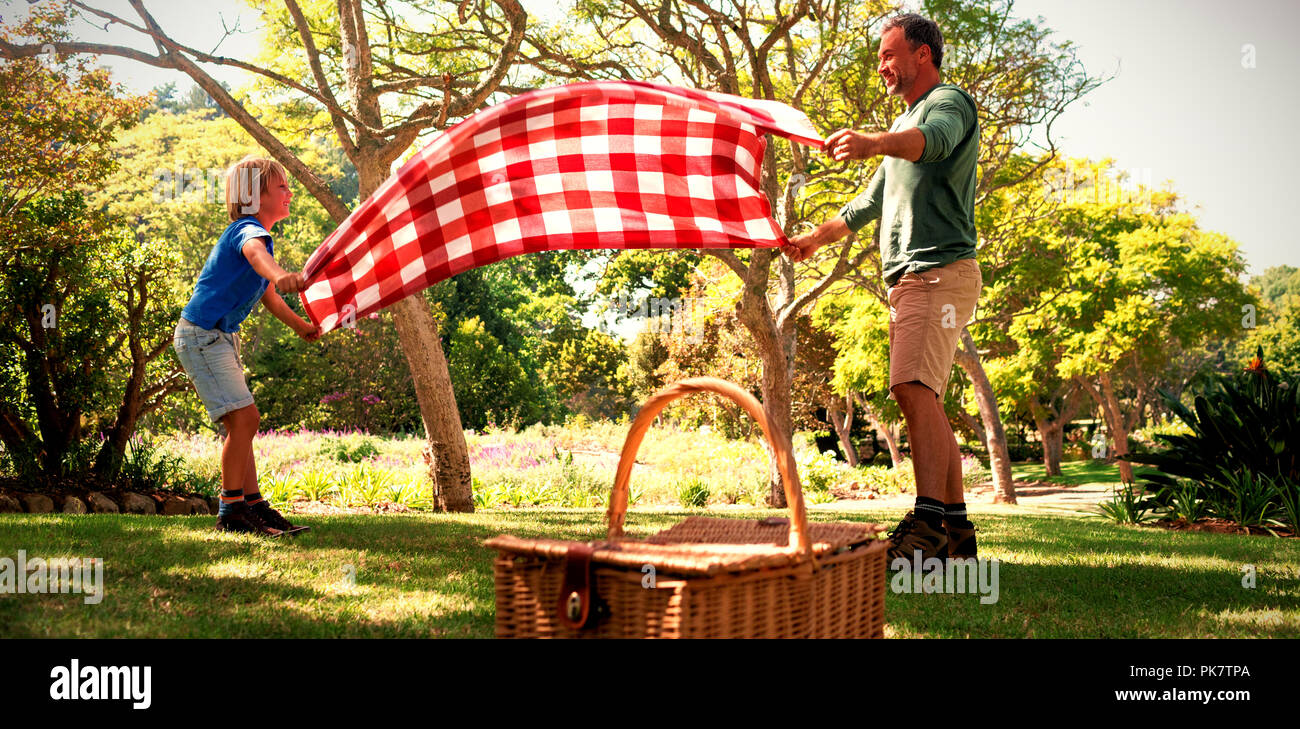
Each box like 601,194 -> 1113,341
180,217 -> 273,333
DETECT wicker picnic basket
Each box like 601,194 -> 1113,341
484,377 -> 889,639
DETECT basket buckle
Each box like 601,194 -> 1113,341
557,543 -> 597,630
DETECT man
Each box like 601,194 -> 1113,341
784,13 -> 981,563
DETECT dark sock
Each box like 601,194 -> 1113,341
945,502 -> 974,528
245,491 -> 264,507
913,496 -> 945,529
218,489 -> 244,517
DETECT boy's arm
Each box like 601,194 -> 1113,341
261,283 -> 320,341
242,237 -> 306,293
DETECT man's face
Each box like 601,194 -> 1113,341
878,27 -> 922,96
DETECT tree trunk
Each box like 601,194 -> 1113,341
1035,417 -> 1064,477
954,328 -> 1017,504
863,408 -> 904,468
827,396 -> 859,467
1099,371 -> 1135,484
356,163 -> 474,511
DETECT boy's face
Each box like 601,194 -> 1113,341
259,176 -> 293,223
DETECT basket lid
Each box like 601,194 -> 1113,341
485,517 -> 884,576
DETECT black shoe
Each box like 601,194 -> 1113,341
215,501 -> 285,537
251,501 -> 310,535
886,511 -> 948,563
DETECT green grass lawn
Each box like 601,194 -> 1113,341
3,506 -> 1297,638
1011,459 -> 1157,487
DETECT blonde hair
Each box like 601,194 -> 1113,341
224,155 -> 288,221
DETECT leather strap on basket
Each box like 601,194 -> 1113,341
557,543 -> 595,630
605,377 -> 813,558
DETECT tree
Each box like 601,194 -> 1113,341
0,193 -> 188,478
1232,266 -> 1300,381
814,289 -> 907,467
3,0 -> 539,511
1024,161 -> 1255,483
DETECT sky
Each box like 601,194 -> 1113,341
15,0 -> 1300,277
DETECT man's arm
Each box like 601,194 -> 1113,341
783,163 -> 885,262
826,90 -> 975,165
242,237 -> 307,293
826,127 -> 926,163
260,283 -> 320,341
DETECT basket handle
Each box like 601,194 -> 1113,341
605,377 -> 812,557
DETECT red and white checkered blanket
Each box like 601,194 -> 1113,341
300,80 -> 823,333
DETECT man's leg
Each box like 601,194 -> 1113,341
944,418 -> 964,506
892,381 -> 949,503
888,381 -> 951,560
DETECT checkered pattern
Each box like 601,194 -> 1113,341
300,81 -> 824,333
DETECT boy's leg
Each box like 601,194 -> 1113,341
220,404 -> 259,494
215,405 -> 284,535
242,442 -> 261,502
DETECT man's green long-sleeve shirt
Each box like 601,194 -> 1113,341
838,83 -> 979,285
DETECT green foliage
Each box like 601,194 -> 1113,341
1094,482 -> 1158,525
119,435 -> 192,494
447,316 -> 549,430
1158,478 -> 1211,524
1132,352 -> 1299,498
676,478 -> 710,508
796,447 -> 846,492
1204,469 -> 1285,531
318,437 -> 380,463
856,461 -> 916,495
0,191 -> 189,479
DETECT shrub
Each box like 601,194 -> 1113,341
1131,347 -> 1299,529
1157,478 -> 1211,523
796,448 -> 846,492
120,436 -> 190,493
319,437 -> 380,463
1204,469 -> 1284,531
676,478 -> 710,508
1095,482 -> 1158,525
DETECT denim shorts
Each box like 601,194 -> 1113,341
173,318 -> 254,423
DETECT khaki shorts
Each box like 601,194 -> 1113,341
887,257 -> 982,397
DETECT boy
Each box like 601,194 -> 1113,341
173,155 -> 319,537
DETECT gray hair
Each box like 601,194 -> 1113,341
882,13 -> 944,70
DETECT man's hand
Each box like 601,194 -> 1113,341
783,231 -> 822,263
275,272 -> 306,294
824,129 -> 881,162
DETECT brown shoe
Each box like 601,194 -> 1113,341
944,521 -> 977,559
215,501 -> 285,537
886,511 -> 948,563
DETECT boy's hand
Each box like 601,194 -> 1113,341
296,322 -> 321,342
275,272 -> 306,293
